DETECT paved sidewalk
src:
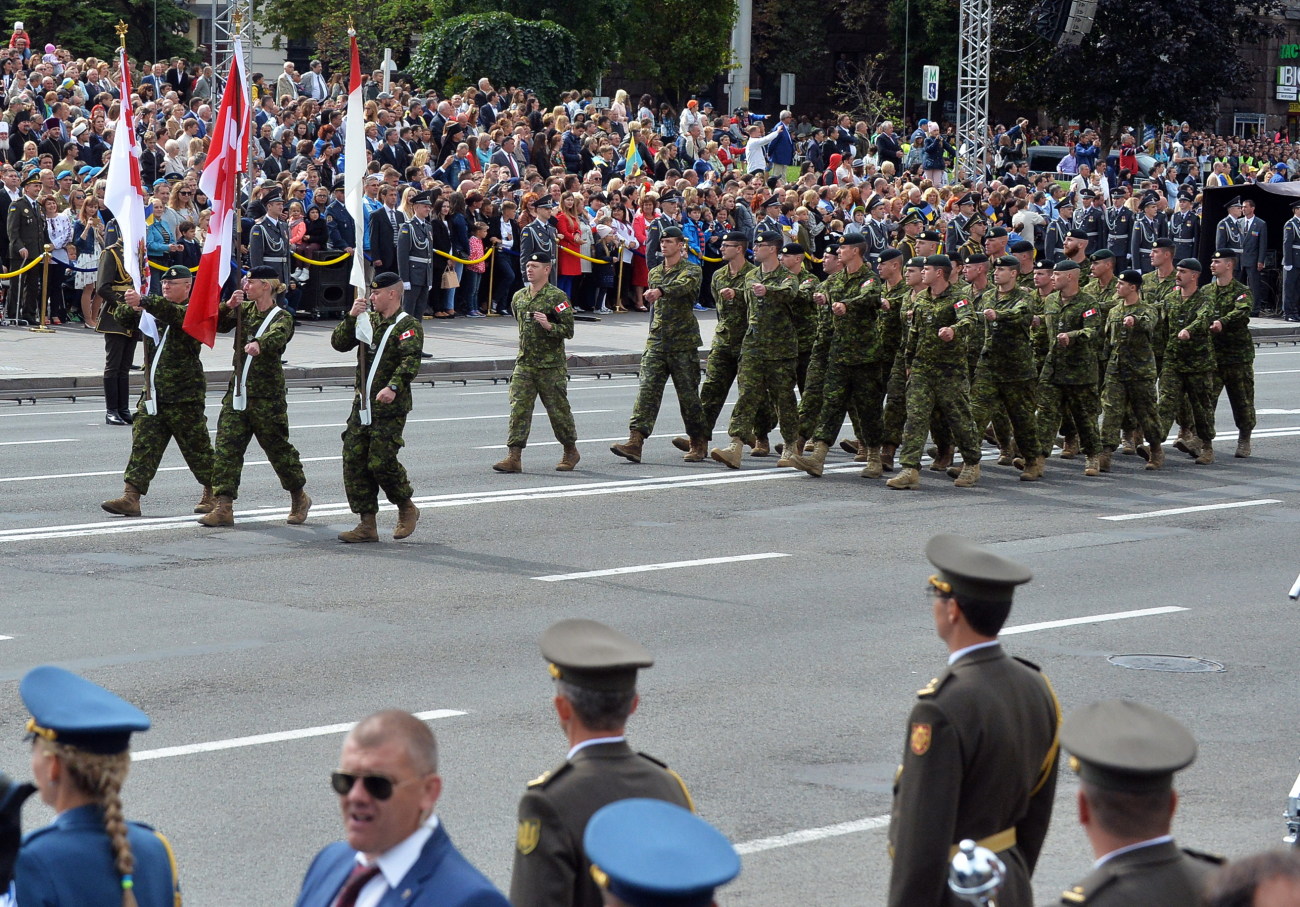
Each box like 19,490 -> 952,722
0,308 -> 716,396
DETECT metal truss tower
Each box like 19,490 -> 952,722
955,0 -> 992,182
210,1 -> 252,80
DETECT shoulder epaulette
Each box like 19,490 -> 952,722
917,670 -> 952,698
526,761 -> 571,789
637,751 -> 668,769
1058,868 -> 1119,904
1182,846 -> 1226,865
1013,655 -> 1043,672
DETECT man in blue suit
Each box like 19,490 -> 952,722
295,710 -> 508,907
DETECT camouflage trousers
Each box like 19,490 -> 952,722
882,350 -> 908,446
728,355 -> 799,444
970,373 -> 1039,459
897,370 -> 981,469
211,397 -> 306,500
1158,370 -> 1216,443
1037,382 -> 1101,458
508,366 -> 577,448
756,350 -> 810,438
799,350 -> 863,443
699,347 -> 742,434
342,407 -> 412,514
122,401 -> 214,494
629,346 -> 707,439
1212,363 -> 1256,435
815,360 -> 885,446
1100,376 -> 1163,452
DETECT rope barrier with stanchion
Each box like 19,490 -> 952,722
29,244 -> 54,333
0,252 -> 47,280
432,247 -> 494,266
292,250 -> 353,266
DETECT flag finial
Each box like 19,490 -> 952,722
232,5 -> 243,29
347,17 -> 356,37
114,20 -> 128,50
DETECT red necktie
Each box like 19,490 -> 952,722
334,863 -> 382,907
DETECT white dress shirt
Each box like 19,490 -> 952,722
352,815 -> 441,907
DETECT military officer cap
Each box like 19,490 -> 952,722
1112,185 -> 1129,197
966,215 -> 986,228
986,226 -> 1009,239
248,265 -> 280,280
919,229 -> 942,243
1053,259 -> 1081,272
21,665 -> 150,755
1089,249 -> 1115,262
838,233 -> 866,247
1058,197 -> 1076,210
584,799 -> 741,907
533,196 -> 557,209
722,230 -> 749,244
779,241 -> 804,255
1118,268 -> 1144,287
21,170 -> 40,186
1033,258 -> 1054,271
659,191 -> 681,205
1060,700 -> 1196,794
878,247 -> 903,264
1177,258 -> 1202,272
754,230 -> 783,245
262,188 -> 284,205
957,193 -> 976,207
994,254 -> 1020,269
906,256 -> 926,269
1009,240 -> 1034,254
160,265 -> 192,281
1226,196 -> 1243,208
524,252 -> 552,265
898,211 -> 921,227
540,618 -> 653,693
924,253 -> 952,268
1066,228 -> 1089,240
926,533 -> 1031,605
1140,191 -> 1160,208
660,225 -> 685,240
761,194 -> 781,208
867,195 -> 886,211
1212,248 -> 1237,260
1079,189 -> 1097,200
413,190 -> 434,206
1291,199 -> 1300,210
370,271 -> 401,289
962,251 -> 989,265
1153,237 -> 1175,249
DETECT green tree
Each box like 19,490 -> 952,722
751,0 -> 828,92
618,0 -> 736,103
11,0 -> 193,62
458,0 -> 633,89
408,12 -> 580,104
885,0 -> 958,109
259,0 -> 446,72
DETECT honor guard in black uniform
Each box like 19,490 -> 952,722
1077,190 -> 1106,256
1170,191 -> 1199,263
864,195 -> 892,269
398,190 -> 436,322
521,196 -> 559,284
1215,197 -> 1244,256
95,228 -> 142,426
249,189 -> 292,300
946,192 -> 977,258
896,210 -> 922,260
323,181 -> 356,252
957,216 -> 986,264
1103,188 -> 1134,270
756,194 -> 783,235
644,191 -> 681,270
1130,192 -> 1167,274
1282,198 -> 1300,322
1054,700 -> 1221,906
7,171 -> 47,322
1043,198 -> 1075,264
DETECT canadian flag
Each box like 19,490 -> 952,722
184,38 -> 249,346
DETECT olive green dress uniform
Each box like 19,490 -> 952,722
330,306 -> 424,515
1036,286 -> 1104,460
112,295 -> 214,495
811,262 -> 887,449
626,259 -> 707,441
211,300 -> 307,501
1157,284 -> 1217,445
1099,296 -> 1164,456
887,535 -> 1059,907
1056,840 -> 1222,906
1205,273 -> 1256,443
7,182 -> 47,322
726,262 -> 800,446
969,283 -> 1040,461
505,282 -> 577,449
698,261 -> 755,434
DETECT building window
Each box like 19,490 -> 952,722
1234,113 -> 1267,138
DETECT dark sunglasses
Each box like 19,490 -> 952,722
331,771 -> 402,800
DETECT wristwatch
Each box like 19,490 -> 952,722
387,383 -> 399,393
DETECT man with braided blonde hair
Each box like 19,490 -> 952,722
11,665 -> 180,907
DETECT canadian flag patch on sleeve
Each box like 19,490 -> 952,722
1237,293 -> 1248,302
400,329 -> 415,340
954,298 -> 969,309
1083,308 -> 1097,318
553,301 -> 571,314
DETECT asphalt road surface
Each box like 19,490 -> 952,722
2,347 -> 1299,905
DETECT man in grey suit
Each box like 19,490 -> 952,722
1238,198 -> 1267,314
490,136 -> 522,181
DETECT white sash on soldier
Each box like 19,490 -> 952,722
360,311 -> 410,427
143,326 -> 170,416
233,307 -> 284,412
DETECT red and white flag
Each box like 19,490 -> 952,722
184,38 -> 249,347
343,30 -> 368,310
103,47 -> 150,334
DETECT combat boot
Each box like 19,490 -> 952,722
710,437 -> 744,469
493,446 -> 523,473
1083,455 -> 1101,477
287,488 -> 312,524
393,500 -> 420,539
886,467 -> 921,489
776,438 -> 804,468
840,439 -> 861,455
338,513 -> 379,543
953,462 -> 981,487
1120,432 -> 1137,456
610,431 -> 645,463
671,436 -> 690,452
1195,441 -> 1214,465
1097,450 -> 1112,473
1235,433 -> 1251,458
193,485 -> 215,514
946,464 -> 964,479
997,447 -> 1015,467
1019,456 -> 1045,481
880,443 -> 897,471
1060,435 -> 1080,459
101,482 -> 142,517
556,444 -> 581,471
751,436 -> 770,457
928,445 -> 953,472
683,438 -> 709,462
860,446 -> 883,479
1173,430 -> 1201,458
1145,443 -> 1164,470
793,441 -> 830,477
854,444 -> 870,463
198,495 -> 234,527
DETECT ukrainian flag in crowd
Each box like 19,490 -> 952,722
625,141 -> 642,177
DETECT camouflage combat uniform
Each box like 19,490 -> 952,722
969,285 -> 1040,459
812,264 -> 886,447
211,301 -> 306,500
628,259 -> 707,439
727,264 -> 800,446
1206,279 -> 1256,439
699,261 -> 755,433
1099,299 -> 1163,451
330,308 -> 424,514
1036,289 -> 1104,458
754,266 -> 818,440
506,282 -> 577,449
1158,286 -> 1217,443
113,297 -> 213,494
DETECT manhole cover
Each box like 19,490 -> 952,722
1107,654 -> 1225,673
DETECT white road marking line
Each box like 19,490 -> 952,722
1002,606 -> 1187,636
1100,499 -> 1282,522
0,635 -> 12,641
0,462 -> 867,543
273,410 -> 612,431
735,814 -> 891,855
133,709 -> 466,762
476,430 -> 729,450
0,456 -> 342,485
1257,409 -> 1300,414
534,552 -> 790,582
0,437 -> 77,446
1257,369 -> 1300,375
